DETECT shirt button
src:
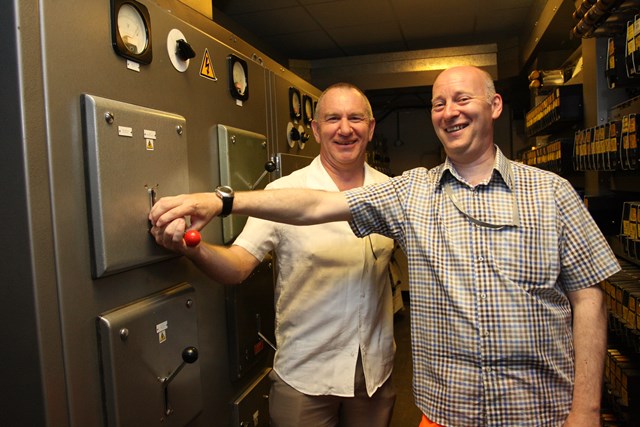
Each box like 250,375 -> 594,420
483,330 -> 490,336
478,256 -> 484,262
480,293 -> 487,299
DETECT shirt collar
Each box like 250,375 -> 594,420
310,155 -> 378,189
436,145 -> 514,190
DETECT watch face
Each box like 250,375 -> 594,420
217,185 -> 234,196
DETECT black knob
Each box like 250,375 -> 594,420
301,133 -> 310,143
289,127 -> 301,141
182,346 -> 198,363
176,39 -> 196,61
265,161 -> 276,172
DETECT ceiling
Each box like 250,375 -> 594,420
213,0 -> 578,63
211,0 -> 581,116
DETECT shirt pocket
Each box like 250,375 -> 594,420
491,224 -> 558,289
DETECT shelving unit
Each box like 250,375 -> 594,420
528,2 -> 640,425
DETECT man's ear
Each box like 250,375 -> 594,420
491,94 -> 503,119
368,118 -> 376,141
311,119 -> 320,142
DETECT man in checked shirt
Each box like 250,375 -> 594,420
150,66 -> 621,426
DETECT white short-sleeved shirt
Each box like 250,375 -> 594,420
234,156 -> 395,397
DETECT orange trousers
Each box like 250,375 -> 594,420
419,414 -> 444,427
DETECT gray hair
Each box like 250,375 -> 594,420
314,82 -> 373,120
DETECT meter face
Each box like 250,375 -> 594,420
111,0 -> 152,64
289,87 -> 301,121
117,3 -> 148,54
233,62 -> 247,95
228,55 -> 249,101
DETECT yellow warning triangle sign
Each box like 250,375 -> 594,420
200,48 -> 217,80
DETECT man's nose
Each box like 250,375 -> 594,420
442,102 -> 460,118
337,118 -> 353,135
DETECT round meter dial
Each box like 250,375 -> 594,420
118,4 -> 147,54
233,62 -> 248,96
303,95 -> 314,125
227,55 -> 249,101
289,87 -> 302,121
111,0 -> 152,64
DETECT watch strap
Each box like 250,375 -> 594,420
220,195 -> 233,217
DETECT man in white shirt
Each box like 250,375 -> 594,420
150,83 -> 396,427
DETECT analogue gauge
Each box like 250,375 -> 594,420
289,87 -> 301,121
302,95 -> 314,125
228,54 -> 249,101
111,0 -> 152,64
298,125 -> 309,150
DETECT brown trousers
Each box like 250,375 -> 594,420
269,352 -> 396,427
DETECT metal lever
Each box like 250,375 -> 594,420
256,314 -> 277,351
250,160 -> 277,190
146,184 -> 159,229
161,346 -> 198,416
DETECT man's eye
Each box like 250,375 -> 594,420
350,116 -> 365,123
431,103 -> 444,111
457,97 -> 472,104
324,117 -> 339,123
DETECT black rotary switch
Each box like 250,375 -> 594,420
176,39 -> 196,61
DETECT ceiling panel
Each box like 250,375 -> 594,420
213,0 -> 300,14
229,7 -> 321,36
400,14 -> 477,39
214,0 -> 573,70
327,21 -> 403,46
306,1 -> 396,29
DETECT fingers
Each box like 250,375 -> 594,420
150,217 -> 188,252
148,192 -> 217,228
149,195 -> 188,227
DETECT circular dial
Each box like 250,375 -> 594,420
303,96 -> 313,124
291,91 -> 301,117
233,62 -> 247,96
117,3 -> 148,54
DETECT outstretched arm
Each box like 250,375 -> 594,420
148,188 -> 351,230
563,284 -> 607,427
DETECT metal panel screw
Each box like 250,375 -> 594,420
119,328 -> 129,341
104,112 -> 114,124
176,125 -> 183,135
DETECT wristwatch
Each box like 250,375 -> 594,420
214,185 -> 234,217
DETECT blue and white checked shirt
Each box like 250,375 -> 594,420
345,147 -> 620,426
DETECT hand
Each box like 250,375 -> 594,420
148,192 -> 220,230
149,217 -> 190,253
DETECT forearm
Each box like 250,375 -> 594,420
185,243 -> 259,285
150,188 -> 351,229
233,188 -> 351,225
567,285 -> 607,423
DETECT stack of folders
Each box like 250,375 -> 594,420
620,202 -> 640,260
573,115 -> 636,171
626,16 -> 640,80
522,139 -> 573,174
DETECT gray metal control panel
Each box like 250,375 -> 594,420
216,124 -> 269,243
97,283 -> 202,427
82,94 -> 189,277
